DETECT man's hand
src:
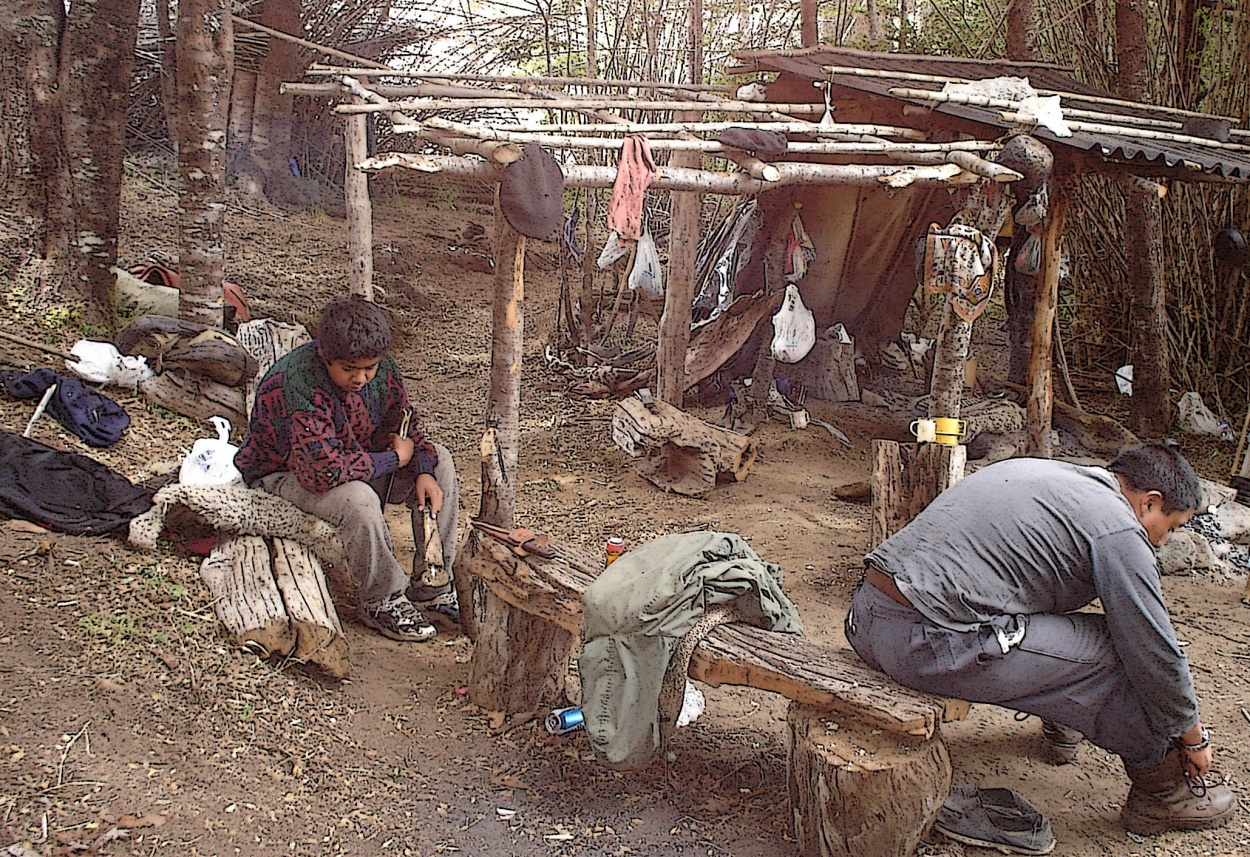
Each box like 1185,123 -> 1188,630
1182,744 -> 1214,778
414,472 -> 443,515
392,434 -> 415,467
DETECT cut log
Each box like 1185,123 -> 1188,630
270,537 -> 350,680
787,702 -> 951,857
612,396 -> 757,497
200,534 -> 295,658
776,327 -> 860,402
870,440 -> 965,547
462,532 -> 581,713
139,370 -> 247,428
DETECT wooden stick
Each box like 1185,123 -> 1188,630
997,112 -> 1250,151
23,384 -> 57,437
356,151 -> 989,193
306,64 -> 735,93
0,329 -> 78,363
338,97 -> 826,115
825,66 -> 1237,121
232,15 -> 389,70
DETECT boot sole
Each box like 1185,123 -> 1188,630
1121,803 -> 1238,836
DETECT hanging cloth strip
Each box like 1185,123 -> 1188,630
784,213 -> 817,283
923,223 -> 997,323
606,135 -> 656,242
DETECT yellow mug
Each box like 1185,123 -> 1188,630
910,417 -> 967,445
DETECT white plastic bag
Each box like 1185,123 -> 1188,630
675,681 -> 706,728
627,229 -> 664,296
179,416 -> 242,486
771,283 -> 816,364
596,230 -> 630,269
67,340 -> 154,387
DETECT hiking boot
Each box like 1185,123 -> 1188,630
1041,720 -> 1083,765
359,593 -> 437,642
934,784 -> 1056,855
1121,749 -> 1238,835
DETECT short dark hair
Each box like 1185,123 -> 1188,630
317,296 -> 393,362
1108,441 -> 1202,514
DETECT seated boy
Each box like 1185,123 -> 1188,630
235,296 -> 460,642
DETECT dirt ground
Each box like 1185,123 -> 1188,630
2,160 -> 1250,857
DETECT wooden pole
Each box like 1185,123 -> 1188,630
344,99 -> 373,300
658,155 -> 703,404
1024,188 -> 1068,456
479,199 -> 524,528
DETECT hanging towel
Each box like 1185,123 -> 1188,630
784,214 -> 816,283
923,223 -> 997,323
606,136 -> 656,242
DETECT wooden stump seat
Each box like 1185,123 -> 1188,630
458,530 -> 967,857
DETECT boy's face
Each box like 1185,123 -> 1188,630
323,354 -> 381,393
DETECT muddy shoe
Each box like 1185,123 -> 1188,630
414,591 -> 461,626
934,784 -> 1056,855
1041,720 -> 1083,765
359,593 -> 437,642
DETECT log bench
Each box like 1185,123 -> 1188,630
459,530 -> 968,857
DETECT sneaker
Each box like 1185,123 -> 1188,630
359,593 -> 437,642
934,784 -> 1056,855
1041,720 -> 1083,765
413,590 -> 461,626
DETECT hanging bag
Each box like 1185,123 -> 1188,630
771,283 -> 817,364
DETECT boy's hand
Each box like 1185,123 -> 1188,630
392,434 -> 416,467
415,473 -> 443,514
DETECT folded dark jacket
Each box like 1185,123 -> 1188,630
2,368 -> 129,447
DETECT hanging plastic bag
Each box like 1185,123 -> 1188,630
596,230 -> 631,269
1014,228 -> 1043,276
627,229 -> 664,296
179,416 -> 243,486
771,283 -> 817,364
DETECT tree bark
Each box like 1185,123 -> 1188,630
480,202 -> 523,527
344,104 -> 374,299
1117,0 -> 1170,436
249,0 -> 303,176
176,0 -> 234,328
1024,188 -> 1069,456
870,440 -> 965,548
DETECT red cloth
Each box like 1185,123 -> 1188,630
606,136 -> 656,241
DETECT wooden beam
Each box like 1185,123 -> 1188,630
343,97 -> 373,300
305,63 -> 735,93
339,97 -> 827,115
1024,187 -> 1068,456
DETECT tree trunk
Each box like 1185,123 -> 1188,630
1117,0 -> 1170,436
480,203 -> 523,528
249,0 -> 303,177
155,0 -> 179,155
344,105 -> 374,299
0,0 -> 62,231
176,0 -> 234,328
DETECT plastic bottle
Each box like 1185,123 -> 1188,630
605,537 -> 626,566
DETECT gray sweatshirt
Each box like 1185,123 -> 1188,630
865,457 -> 1198,740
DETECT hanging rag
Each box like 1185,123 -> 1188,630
784,213 -> 817,283
1,368 -> 130,447
923,223 -> 997,323
606,136 -> 656,242
0,430 -> 153,534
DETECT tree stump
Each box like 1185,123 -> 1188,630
461,531 -> 579,713
870,440 -> 965,547
612,396 -> 757,497
200,534 -> 296,658
778,327 -> 860,402
787,701 -> 951,857
271,537 -> 349,680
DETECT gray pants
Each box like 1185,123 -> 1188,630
257,442 -> 459,608
845,581 -> 1170,767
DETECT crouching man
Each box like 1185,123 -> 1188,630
235,295 -> 460,642
845,442 -> 1236,837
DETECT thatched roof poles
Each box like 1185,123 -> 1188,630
355,152 -> 989,193
338,97 -> 826,114
305,64 -> 737,94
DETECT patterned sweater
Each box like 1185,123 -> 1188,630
235,342 -> 437,492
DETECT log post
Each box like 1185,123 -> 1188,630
344,98 -> 374,300
479,201 -> 524,528
787,702 -> 951,857
870,440 -> 966,547
1023,187 -> 1068,457
139,370 -> 247,428
656,151 -> 702,404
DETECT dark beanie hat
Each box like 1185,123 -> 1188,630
500,146 -> 564,239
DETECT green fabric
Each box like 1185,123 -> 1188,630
579,531 -> 804,769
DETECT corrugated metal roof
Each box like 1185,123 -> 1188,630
730,47 -> 1250,181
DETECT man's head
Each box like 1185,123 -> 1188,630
316,296 -> 393,393
1108,441 -> 1202,547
